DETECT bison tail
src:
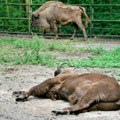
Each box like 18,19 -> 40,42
79,7 -> 90,28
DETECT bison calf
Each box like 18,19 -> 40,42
13,66 -> 120,115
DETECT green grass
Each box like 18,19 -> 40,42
68,47 -> 120,68
0,36 -> 120,68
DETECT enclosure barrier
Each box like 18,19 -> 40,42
0,0 -> 120,38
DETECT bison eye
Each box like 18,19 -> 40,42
32,14 -> 39,20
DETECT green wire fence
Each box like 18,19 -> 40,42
0,0 -> 120,38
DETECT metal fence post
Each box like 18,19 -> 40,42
25,0 -> 32,34
5,0 -> 9,17
90,0 -> 94,38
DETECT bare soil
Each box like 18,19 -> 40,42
0,36 -> 120,120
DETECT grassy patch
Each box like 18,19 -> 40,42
0,36 -> 120,68
68,47 -> 120,68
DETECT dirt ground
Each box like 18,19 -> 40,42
0,36 -> 120,120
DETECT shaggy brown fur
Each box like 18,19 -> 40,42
13,68 -> 120,115
32,1 -> 89,40
32,1 -> 64,15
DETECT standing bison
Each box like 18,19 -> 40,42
31,1 -> 89,40
13,65 -> 120,115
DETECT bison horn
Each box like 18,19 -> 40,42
54,62 -> 68,76
28,10 -> 32,15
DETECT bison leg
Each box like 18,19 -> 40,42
12,75 -> 69,102
52,82 -> 120,115
76,20 -> 87,40
68,94 -> 78,105
12,78 -> 56,102
43,30 -> 46,37
52,21 -> 59,39
87,102 -> 120,111
12,91 -> 29,102
52,96 -> 95,115
43,22 -> 50,38
52,101 -> 120,115
70,23 -> 78,40
46,85 -> 62,100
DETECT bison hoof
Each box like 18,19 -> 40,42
52,109 -> 69,115
12,91 -> 28,102
15,97 -> 28,102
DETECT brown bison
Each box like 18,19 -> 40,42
32,1 -> 89,40
12,65 -> 120,115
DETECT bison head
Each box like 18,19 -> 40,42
31,12 -> 51,32
31,13 -> 40,27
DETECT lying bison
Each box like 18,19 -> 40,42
32,1 -> 89,40
13,65 -> 120,115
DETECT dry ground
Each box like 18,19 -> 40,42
0,36 -> 120,120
